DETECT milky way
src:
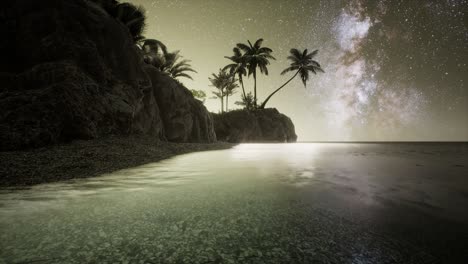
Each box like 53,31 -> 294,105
315,1 -> 428,140
130,0 -> 467,141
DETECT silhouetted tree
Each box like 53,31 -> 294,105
236,39 -> 275,108
166,52 -> 197,80
209,69 -> 234,113
260,49 -> 324,109
224,79 -> 239,112
223,48 -> 247,100
141,44 -> 197,80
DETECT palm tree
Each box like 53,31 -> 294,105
223,48 -> 247,100
259,49 -> 324,109
209,69 -> 227,113
161,51 -> 197,80
236,38 -> 275,107
141,44 -> 197,80
211,90 -> 224,113
224,79 -> 239,112
168,57 -> 197,80
209,69 -> 234,113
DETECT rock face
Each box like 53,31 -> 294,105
213,108 -> 297,143
0,0 -> 215,150
144,66 -> 216,143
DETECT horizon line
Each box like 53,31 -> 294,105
296,141 -> 468,143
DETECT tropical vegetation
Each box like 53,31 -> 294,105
209,69 -> 238,113
220,39 -> 323,112
235,39 -> 275,107
190,89 -> 207,103
94,1 -> 325,114
259,49 -> 324,109
235,92 -> 255,110
223,48 -> 248,106
141,40 -> 197,80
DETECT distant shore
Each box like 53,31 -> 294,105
0,137 -> 234,187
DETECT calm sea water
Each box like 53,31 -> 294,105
1,143 -> 467,263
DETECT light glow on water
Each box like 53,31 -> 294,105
1,143 -> 467,263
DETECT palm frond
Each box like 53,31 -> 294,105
306,49 -> 319,59
259,64 -> 269,75
172,67 -> 197,74
233,47 -> 242,57
258,47 -> 272,54
254,38 -> 264,49
173,72 -> 194,80
300,69 -> 309,86
263,54 -> 276,60
281,66 -> 299,75
287,55 -> 300,63
290,48 -> 302,59
236,43 -> 251,52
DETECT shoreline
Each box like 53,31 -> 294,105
0,136 -> 234,187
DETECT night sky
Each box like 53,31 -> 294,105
129,0 -> 467,141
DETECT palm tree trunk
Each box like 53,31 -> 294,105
239,75 -> 246,99
239,75 -> 248,109
226,94 -> 229,112
253,69 -> 257,108
220,96 -> 224,113
259,70 -> 300,109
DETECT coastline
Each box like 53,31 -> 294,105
0,137 -> 234,187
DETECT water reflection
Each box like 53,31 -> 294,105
1,143 -> 467,263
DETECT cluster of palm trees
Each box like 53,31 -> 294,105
93,1 -> 325,111
92,0 -> 197,81
211,38 -> 324,112
209,69 -> 239,112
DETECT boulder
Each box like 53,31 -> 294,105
213,108 -> 297,143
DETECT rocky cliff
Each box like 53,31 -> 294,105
0,0 -> 215,150
213,108 -> 297,143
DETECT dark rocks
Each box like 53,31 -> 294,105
213,108 -> 297,143
145,66 -> 216,143
0,0 -> 216,151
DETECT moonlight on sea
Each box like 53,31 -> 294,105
1,0 -> 467,263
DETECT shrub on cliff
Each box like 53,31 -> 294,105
141,40 -> 197,81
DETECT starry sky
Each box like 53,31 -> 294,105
129,0 -> 467,141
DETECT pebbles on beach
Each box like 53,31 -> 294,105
0,136 -> 233,187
